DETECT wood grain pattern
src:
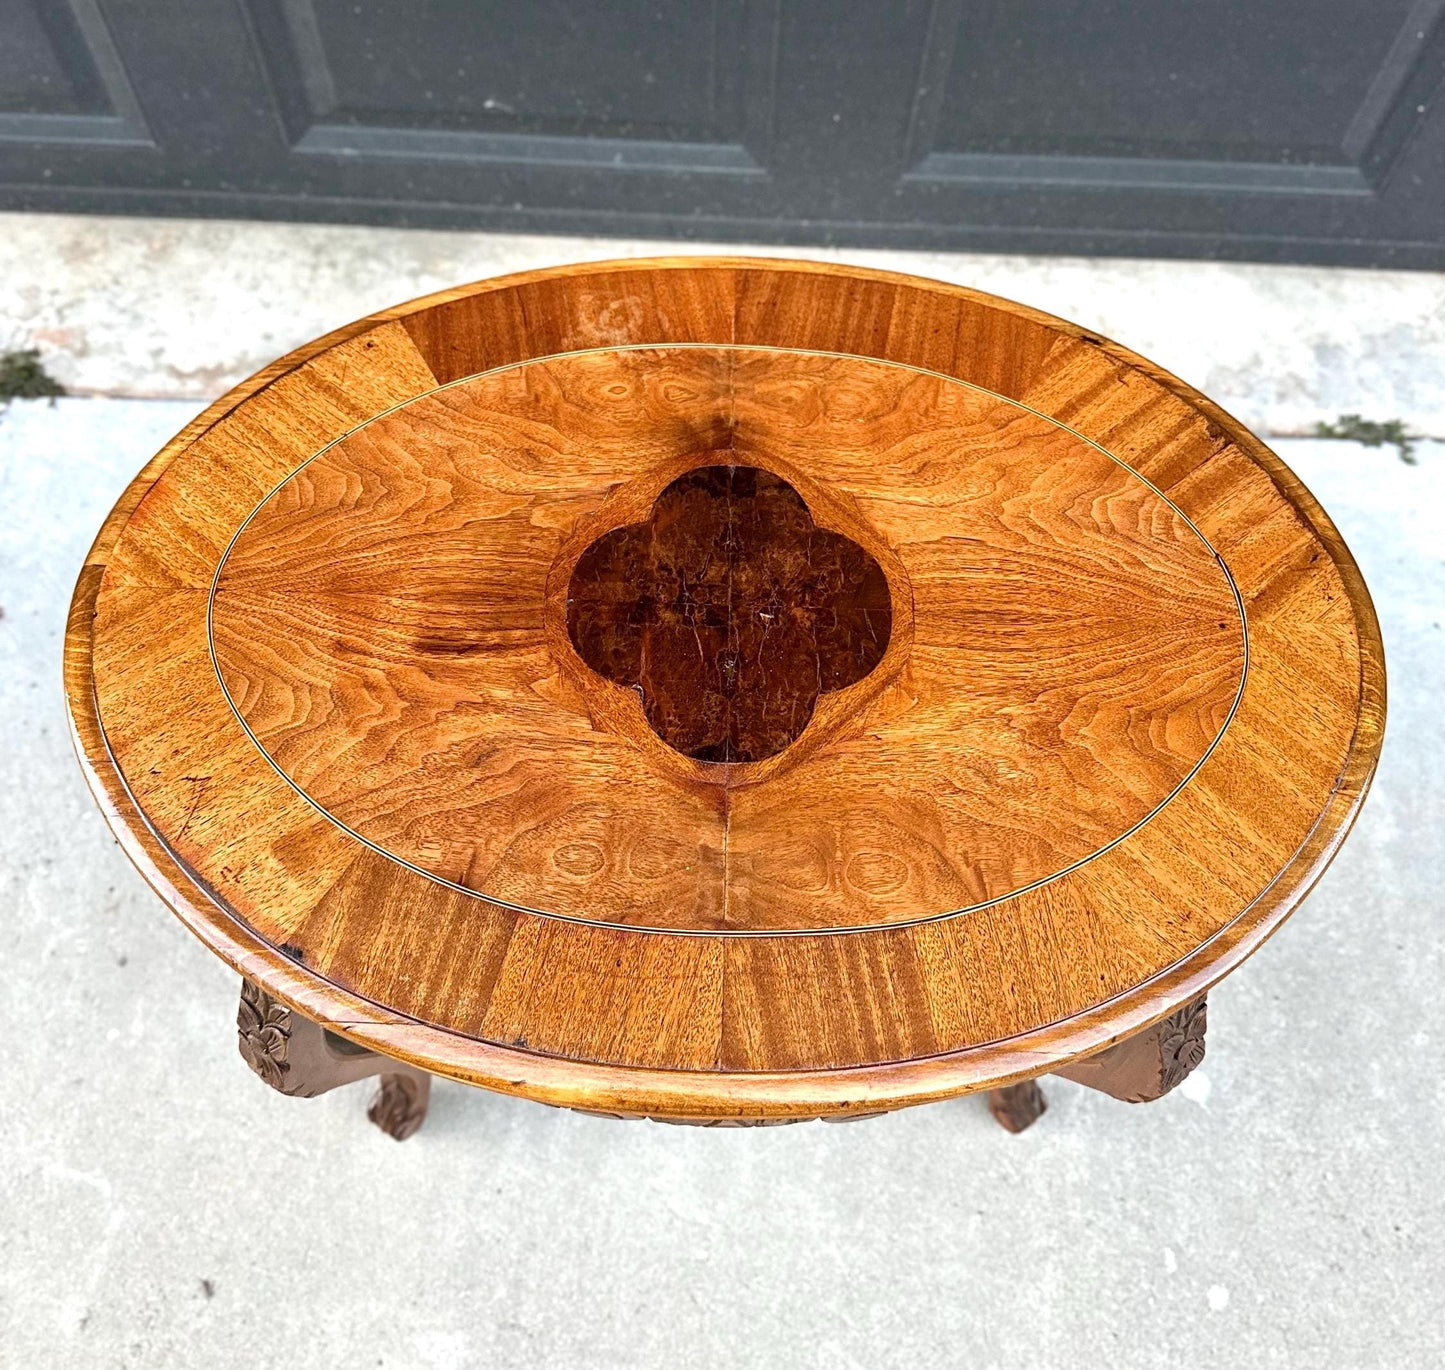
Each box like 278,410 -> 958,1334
66,258 -> 1385,1119
566,463 -> 892,762
203,345 -> 1243,933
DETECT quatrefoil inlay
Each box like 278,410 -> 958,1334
566,464 -> 892,763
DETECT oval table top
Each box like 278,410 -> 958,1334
66,258 -> 1385,1121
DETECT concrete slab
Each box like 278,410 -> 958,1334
1,394 -> 1441,1367
4,212 -> 1445,439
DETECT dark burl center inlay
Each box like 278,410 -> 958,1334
567,465 -> 892,762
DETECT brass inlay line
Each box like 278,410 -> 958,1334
200,341 -> 1251,938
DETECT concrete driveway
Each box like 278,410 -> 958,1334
2,217 -> 1441,1369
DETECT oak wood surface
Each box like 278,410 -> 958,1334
66,257 -> 1385,1120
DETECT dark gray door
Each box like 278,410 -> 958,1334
3,0 -> 1444,266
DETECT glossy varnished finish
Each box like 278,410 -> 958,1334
66,258 -> 1385,1121
196,344 -> 1241,933
567,463 -> 891,763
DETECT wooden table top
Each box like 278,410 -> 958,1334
66,258 -> 1385,1121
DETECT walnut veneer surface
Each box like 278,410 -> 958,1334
66,258 -> 1385,1120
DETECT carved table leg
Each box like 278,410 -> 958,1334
1055,996 -> 1208,1103
984,996 -> 1208,1130
988,1080 -> 1048,1133
237,978 -> 432,1138
368,1073 -> 431,1140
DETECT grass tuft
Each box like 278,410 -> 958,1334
0,348 -> 67,406
1314,413 -> 1417,465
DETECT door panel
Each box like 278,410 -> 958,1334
1,0 -> 1442,267
929,1 -> 1413,165
908,0 -> 1444,193
0,0 -> 149,145
249,0 -> 773,171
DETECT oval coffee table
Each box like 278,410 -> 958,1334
66,258 -> 1385,1135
